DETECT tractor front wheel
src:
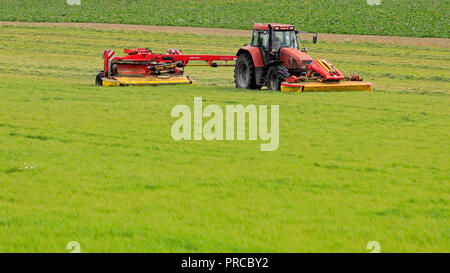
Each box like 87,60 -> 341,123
267,65 -> 290,91
234,53 -> 256,89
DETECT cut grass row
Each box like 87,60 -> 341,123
0,0 -> 449,38
0,26 -> 448,93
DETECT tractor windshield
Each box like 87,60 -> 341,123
272,31 -> 299,51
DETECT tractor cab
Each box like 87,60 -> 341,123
251,23 -> 300,64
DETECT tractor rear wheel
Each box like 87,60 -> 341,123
95,71 -> 104,86
234,53 -> 257,89
267,65 -> 290,91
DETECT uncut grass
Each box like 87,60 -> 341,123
0,0 -> 449,38
0,26 -> 449,252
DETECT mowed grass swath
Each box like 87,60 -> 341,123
0,0 -> 449,38
0,26 -> 449,252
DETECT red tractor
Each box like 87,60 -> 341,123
234,23 -> 371,92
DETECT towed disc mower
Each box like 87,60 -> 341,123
96,48 -> 236,86
96,23 -> 371,92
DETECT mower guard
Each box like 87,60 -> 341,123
281,81 -> 372,92
102,75 -> 193,87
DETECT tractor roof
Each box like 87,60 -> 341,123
253,23 -> 296,31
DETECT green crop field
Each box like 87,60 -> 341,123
0,0 -> 449,38
0,25 -> 449,252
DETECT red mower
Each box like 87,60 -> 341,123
97,23 -> 371,92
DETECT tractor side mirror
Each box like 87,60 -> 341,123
313,34 -> 318,44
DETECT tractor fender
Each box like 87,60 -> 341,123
236,46 -> 264,68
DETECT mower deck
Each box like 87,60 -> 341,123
281,81 -> 372,93
102,75 -> 193,87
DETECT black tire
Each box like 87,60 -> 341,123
266,65 -> 290,91
95,71 -> 104,86
234,53 -> 257,89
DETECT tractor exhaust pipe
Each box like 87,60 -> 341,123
268,24 -> 273,52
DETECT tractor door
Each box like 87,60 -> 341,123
252,30 -> 273,65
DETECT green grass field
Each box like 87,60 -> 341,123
0,0 -> 449,38
0,25 -> 449,252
